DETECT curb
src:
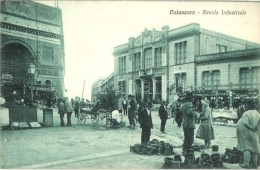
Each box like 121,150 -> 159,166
18,149 -> 129,169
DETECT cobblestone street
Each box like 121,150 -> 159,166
0,108 -> 244,169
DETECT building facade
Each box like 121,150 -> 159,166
0,0 -> 65,102
113,23 -> 260,104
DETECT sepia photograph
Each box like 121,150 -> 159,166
0,0 -> 260,169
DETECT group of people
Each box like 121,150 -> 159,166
57,97 -> 74,126
132,91 -> 260,169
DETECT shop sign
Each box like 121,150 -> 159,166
33,86 -> 51,92
2,73 -> 13,82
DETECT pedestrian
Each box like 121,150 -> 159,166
117,96 -> 123,112
122,97 -> 128,116
64,97 -> 73,126
57,98 -> 66,127
175,98 -> 183,128
181,92 -> 200,155
128,95 -> 136,129
196,99 -> 215,148
158,100 -> 168,133
236,100 -> 260,169
139,102 -> 153,144
74,96 -> 80,118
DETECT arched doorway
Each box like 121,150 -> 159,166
1,43 -> 35,84
1,43 -> 35,102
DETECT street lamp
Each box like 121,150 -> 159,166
28,63 -> 36,105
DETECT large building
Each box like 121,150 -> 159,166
112,23 -> 260,105
0,0 -> 65,102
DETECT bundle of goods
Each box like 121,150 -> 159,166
191,144 -> 201,152
162,155 -> 182,169
182,149 -> 198,169
130,139 -> 174,156
221,147 -> 243,164
162,146 -> 225,169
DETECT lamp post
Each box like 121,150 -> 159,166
28,63 -> 36,105
229,91 -> 233,110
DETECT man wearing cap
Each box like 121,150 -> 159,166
181,92 -> 200,155
159,100 -> 168,133
139,102 -> 153,144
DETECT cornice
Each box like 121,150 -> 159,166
0,22 -> 62,40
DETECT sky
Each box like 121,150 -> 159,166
36,0 -> 260,100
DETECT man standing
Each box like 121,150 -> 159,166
159,100 -> 168,133
181,92 -> 200,155
57,98 -> 66,127
122,97 -> 128,116
64,97 -> 73,126
139,102 -> 153,144
128,95 -> 136,129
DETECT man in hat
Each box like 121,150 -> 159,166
159,100 -> 168,133
128,95 -> 137,129
57,98 -> 66,127
139,102 -> 153,144
181,91 -> 200,155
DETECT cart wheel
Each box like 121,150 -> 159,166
77,113 -> 86,125
98,114 -> 107,129
97,109 -> 107,119
96,109 -> 107,128
91,114 -> 98,124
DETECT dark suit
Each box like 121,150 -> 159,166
159,104 -> 168,133
139,108 -> 153,144
122,100 -> 128,115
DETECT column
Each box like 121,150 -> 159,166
141,79 -> 144,100
152,78 -> 156,100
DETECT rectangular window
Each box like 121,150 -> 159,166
118,56 -> 126,74
252,67 -> 260,86
118,81 -> 126,94
133,52 -> 141,71
216,44 -> 221,53
175,41 -> 187,64
216,44 -> 227,53
240,68 -> 250,89
202,71 -> 211,90
175,73 -> 186,93
155,47 -> 162,68
221,46 -> 227,52
212,70 -> 220,86
144,48 -> 152,69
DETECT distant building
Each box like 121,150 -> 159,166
112,23 -> 260,104
91,73 -> 114,102
0,0 -> 65,102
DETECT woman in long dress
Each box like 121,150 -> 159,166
196,99 -> 215,148
237,101 -> 260,169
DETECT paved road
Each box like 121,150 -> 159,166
0,108 -> 243,169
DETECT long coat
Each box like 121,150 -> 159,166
159,104 -> 168,120
139,108 -> 153,129
236,110 -> 260,154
